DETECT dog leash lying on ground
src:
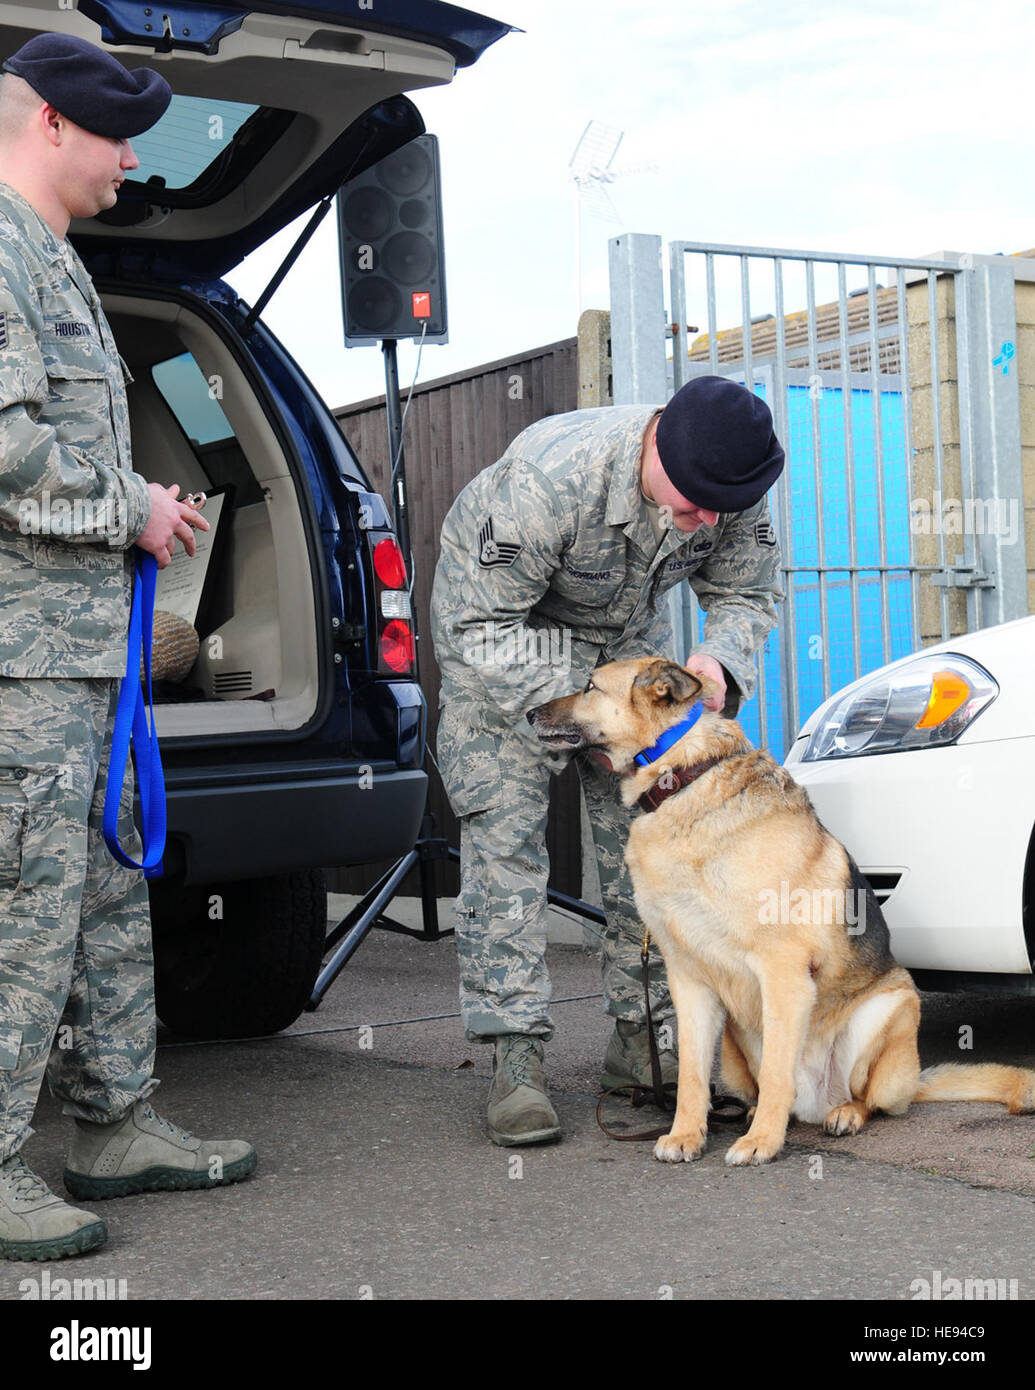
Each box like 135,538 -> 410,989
528,657 -> 1035,1166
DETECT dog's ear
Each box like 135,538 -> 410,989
633,659 -> 702,705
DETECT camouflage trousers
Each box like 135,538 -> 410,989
436,692 -> 673,1041
0,677 -> 158,1162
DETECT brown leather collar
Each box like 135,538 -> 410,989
637,754 -> 728,813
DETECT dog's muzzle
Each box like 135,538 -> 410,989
527,708 -> 583,747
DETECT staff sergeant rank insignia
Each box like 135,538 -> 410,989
754,518 -> 777,547
477,516 -> 523,568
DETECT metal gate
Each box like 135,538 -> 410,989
609,234 -> 1029,758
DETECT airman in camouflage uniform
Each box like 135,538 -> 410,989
431,389 -> 784,1143
0,33 -> 254,1262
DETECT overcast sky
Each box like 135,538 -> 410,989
227,0 -> 1035,412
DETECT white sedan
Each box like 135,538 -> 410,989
784,614 -> 1035,981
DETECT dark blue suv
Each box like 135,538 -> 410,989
1,0 -> 509,1036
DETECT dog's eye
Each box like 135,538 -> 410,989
584,680 -> 595,693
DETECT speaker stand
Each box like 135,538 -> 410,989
380,337 -> 416,619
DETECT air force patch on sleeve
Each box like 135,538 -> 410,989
0,314 -> 7,352
478,516 -> 523,568
754,519 -> 777,548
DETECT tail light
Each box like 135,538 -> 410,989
370,536 -> 414,674
373,537 -> 408,589
381,619 -> 415,673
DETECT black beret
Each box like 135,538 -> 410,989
3,33 -> 171,138
655,376 -> 785,513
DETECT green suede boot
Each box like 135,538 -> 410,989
0,1155 -> 107,1261
600,1018 -> 678,1091
64,1100 -> 257,1200
487,1035 -> 561,1146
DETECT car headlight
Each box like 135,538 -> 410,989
801,654 -> 998,761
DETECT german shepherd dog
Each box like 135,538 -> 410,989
528,658 -> 1035,1165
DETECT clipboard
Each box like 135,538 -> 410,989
153,484 -> 233,639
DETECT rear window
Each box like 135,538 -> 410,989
151,350 -> 263,507
129,95 -> 263,191
152,351 -> 233,444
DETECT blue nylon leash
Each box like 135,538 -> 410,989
102,550 -> 166,878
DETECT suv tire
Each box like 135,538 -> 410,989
151,870 -> 327,1039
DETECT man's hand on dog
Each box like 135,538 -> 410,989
685,653 -> 726,711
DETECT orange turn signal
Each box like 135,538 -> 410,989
915,670 -> 971,728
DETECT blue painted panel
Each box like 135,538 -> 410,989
711,382 -> 915,759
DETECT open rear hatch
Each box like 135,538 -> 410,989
0,0 -> 510,742
2,0 -> 513,275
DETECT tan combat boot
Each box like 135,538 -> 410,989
487,1035 -> 561,1146
601,1018 -> 678,1091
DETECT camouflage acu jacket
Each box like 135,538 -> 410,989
0,182 -> 152,677
430,405 -> 784,719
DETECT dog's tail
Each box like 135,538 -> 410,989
914,1063 -> 1035,1114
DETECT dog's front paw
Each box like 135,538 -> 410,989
823,1101 -> 867,1136
724,1131 -> 782,1165
654,1127 -> 707,1163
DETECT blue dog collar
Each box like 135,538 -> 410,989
634,703 -> 704,768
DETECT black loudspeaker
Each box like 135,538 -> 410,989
337,134 -> 448,347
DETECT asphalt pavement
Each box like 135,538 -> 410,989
5,895 -> 1035,1318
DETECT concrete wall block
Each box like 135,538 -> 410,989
917,582 -> 967,644
907,316 -> 958,391
909,382 -> 961,451
1017,385 -> 1035,449
906,272 -> 957,329
911,441 -> 964,497
1012,280 -> 1035,328
577,309 -> 613,409
1013,322 -> 1035,373
1022,444 -> 1035,499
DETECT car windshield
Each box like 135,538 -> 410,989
130,95 -> 260,190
